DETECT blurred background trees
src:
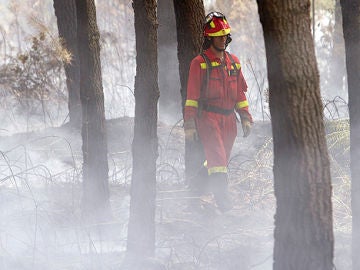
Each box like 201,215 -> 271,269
0,0 -> 136,133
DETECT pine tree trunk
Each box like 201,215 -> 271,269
75,0 -> 110,221
173,0 -> 205,187
257,1 -> 334,269
340,2 -> 360,269
53,0 -> 81,129
126,0 -> 159,258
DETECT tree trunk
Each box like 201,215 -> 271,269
339,2 -> 360,269
126,0 -> 159,259
173,0 -> 205,187
157,0 -> 181,124
53,0 -> 82,129
257,1 -> 334,269
75,0 -> 110,221
173,0 -> 204,109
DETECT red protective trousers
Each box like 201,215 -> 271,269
184,49 -> 252,175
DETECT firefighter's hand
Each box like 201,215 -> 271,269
241,119 -> 252,138
184,118 -> 198,142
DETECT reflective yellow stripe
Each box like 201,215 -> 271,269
200,61 -> 239,70
185,99 -> 198,108
200,62 -> 221,69
208,166 -> 228,175
207,28 -> 231,37
236,100 -> 249,109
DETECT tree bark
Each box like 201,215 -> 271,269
75,0 -> 110,221
173,0 -> 204,110
126,0 -> 159,258
173,0 -> 205,187
53,0 -> 81,129
257,1 -> 334,269
339,2 -> 360,269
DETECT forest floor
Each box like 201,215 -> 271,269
0,117 -> 351,270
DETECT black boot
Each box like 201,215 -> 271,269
184,166 -> 209,212
209,172 -> 233,212
188,165 -> 209,195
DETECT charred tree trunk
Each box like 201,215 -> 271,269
257,1 -> 334,269
126,0 -> 159,259
340,2 -> 360,269
75,0 -> 110,221
53,0 -> 81,129
173,0 -> 205,187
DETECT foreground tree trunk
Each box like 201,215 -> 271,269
257,1 -> 334,269
75,0 -> 110,221
126,0 -> 159,260
173,0 -> 205,187
53,0 -> 82,129
340,2 -> 360,269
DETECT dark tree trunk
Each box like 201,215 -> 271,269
126,0 -> 159,259
257,1 -> 334,269
173,0 -> 204,109
53,0 -> 82,129
75,0 -> 110,221
340,1 -> 360,269
157,0 -> 181,124
173,0 -> 205,187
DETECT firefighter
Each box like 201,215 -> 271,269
183,11 -> 253,212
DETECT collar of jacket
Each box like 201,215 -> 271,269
204,48 -> 231,68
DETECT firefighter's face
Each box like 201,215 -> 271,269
212,35 -> 227,51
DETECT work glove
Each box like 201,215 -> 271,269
184,118 -> 198,142
238,109 -> 253,138
241,119 -> 252,138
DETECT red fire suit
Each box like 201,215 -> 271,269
184,49 -> 252,175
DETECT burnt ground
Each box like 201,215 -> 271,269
0,117 -> 351,270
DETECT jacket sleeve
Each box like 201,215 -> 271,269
184,57 -> 203,121
234,58 -> 253,123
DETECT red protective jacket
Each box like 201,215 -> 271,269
184,49 -> 252,175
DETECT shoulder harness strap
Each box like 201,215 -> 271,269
198,53 -> 213,117
226,51 -> 241,76
200,52 -> 212,94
